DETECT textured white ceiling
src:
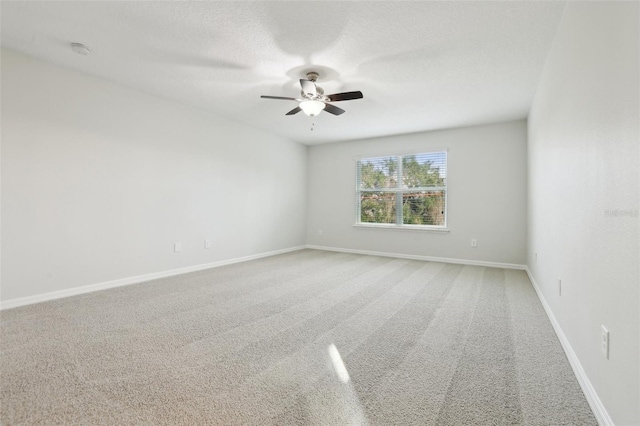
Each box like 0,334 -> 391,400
1,1 -> 566,145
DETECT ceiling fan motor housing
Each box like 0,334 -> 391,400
301,72 -> 324,99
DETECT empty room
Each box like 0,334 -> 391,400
1,1 -> 638,425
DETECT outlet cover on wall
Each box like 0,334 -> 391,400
174,242 -> 181,253
204,239 -> 211,249
601,326 -> 609,359
558,278 -> 562,296
471,239 -> 477,247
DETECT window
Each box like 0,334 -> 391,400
356,151 -> 447,228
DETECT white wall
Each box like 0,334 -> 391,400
306,120 -> 527,265
1,48 -> 307,302
527,2 -> 639,425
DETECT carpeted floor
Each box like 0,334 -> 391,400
1,249 -> 596,425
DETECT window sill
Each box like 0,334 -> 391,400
353,223 -> 449,233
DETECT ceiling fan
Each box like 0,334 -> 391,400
260,72 -> 363,117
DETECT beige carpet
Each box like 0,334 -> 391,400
1,249 -> 596,425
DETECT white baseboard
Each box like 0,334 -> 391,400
0,246 -> 306,311
305,244 -> 527,270
524,267 -> 613,426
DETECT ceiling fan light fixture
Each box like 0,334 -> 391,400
299,100 -> 325,117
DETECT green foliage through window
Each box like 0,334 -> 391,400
357,152 -> 447,227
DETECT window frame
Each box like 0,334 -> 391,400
354,150 -> 449,232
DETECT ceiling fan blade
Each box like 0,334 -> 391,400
285,106 -> 302,116
323,103 -> 346,116
326,91 -> 364,102
261,95 -> 298,101
300,79 -> 317,98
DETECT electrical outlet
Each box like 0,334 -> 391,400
558,278 -> 562,296
317,229 -> 323,236
174,242 -> 181,253
204,239 -> 211,249
601,326 -> 609,359
471,239 -> 477,248
535,252 -> 538,264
